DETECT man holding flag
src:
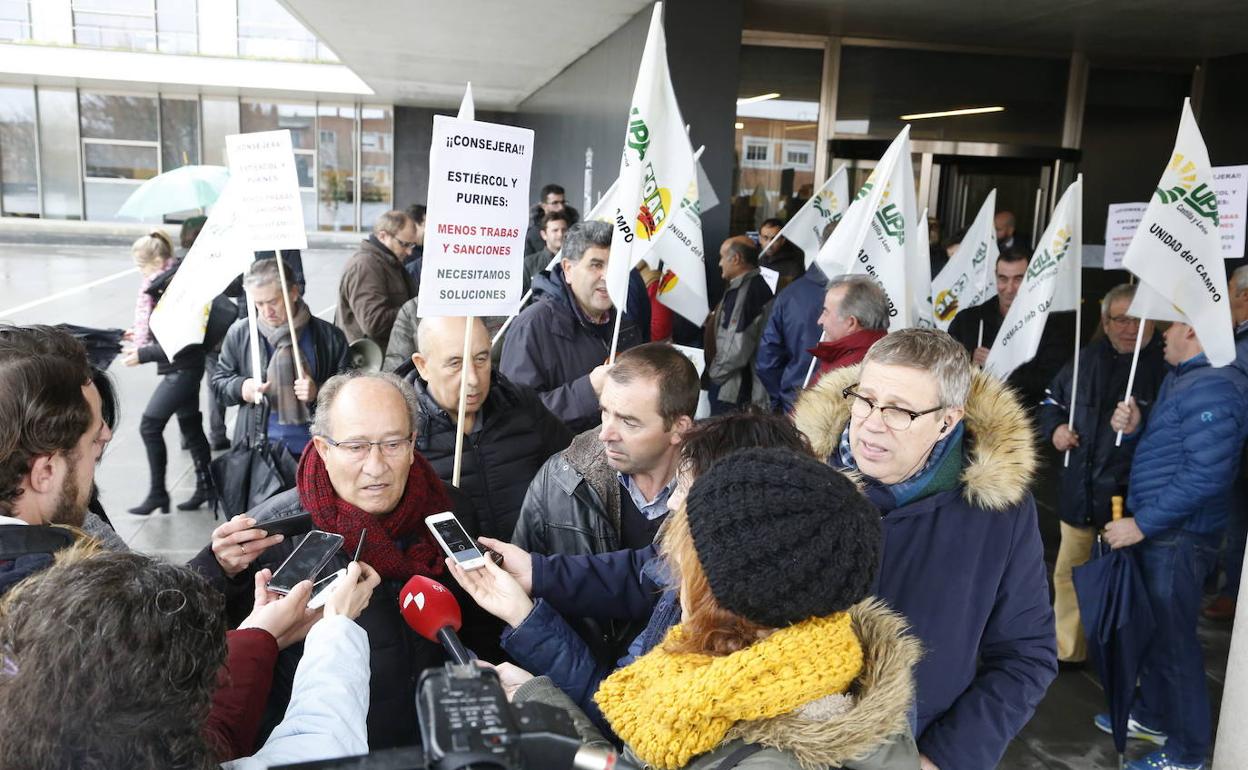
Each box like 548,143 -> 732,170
1095,100 -> 1248,770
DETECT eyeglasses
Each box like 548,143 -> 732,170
319,435 -> 414,460
842,385 -> 943,431
394,237 -> 418,250
1106,314 -> 1141,327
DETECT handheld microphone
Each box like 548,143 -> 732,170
398,575 -> 472,665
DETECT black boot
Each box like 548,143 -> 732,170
177,429 -> 217,511
129,491 -> 171,515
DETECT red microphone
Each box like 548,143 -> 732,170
398,575 -> 472,664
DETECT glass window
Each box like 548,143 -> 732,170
160,97 -> 200,170
237,0 -> 338,62
318,104 -> 356,231
79,92 -> 159,141
359,106 -> 393,228
156,0 -> 197,54
83,142 -> 159,179
0,85 -> 38,216
732,44 -> 824,234
201,96 -> 240,166
0,0 -> 31,42
72,0 -> 157,51
835,47 -> 1069,145
37,88 -> 82,220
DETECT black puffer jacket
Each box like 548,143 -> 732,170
1037,334 -> 1169,528
404,368 -> 573,540
186,486 -> 502,751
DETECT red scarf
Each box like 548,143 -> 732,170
297,446 -> 453,581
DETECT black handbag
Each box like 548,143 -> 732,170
210,399 -> 298,518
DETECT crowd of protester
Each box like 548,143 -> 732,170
0,183 -> 1246,770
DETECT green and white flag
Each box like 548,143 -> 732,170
761,165 -> 850,267
605,2 -> 695,315
931,189 -> 999,330
815,125 -> 921,330
985,176 -> 1083,379
1123,98 -> 1234,366
908,206 -> 935,329
652,172 -> 710,325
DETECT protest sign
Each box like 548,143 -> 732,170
417,115 -> 535,318
1104,202 -> 1148,270
224,130 -> 308,251
1214,164 -> 1247,258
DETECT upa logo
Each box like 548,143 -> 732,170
633,162 -> 672,240
933,289 -> 960,323
813,191 -> 843,223
627,108 -> 651,161
658,269 -> 680,295
1025,226 -> 1072,282
1155,152 -> 1219,225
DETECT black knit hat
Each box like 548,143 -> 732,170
683,447 -> 881,628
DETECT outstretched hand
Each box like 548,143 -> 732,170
446,554 -> 534,628
239,569 -> 319,649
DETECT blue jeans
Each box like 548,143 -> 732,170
1133,530 -> 1221,764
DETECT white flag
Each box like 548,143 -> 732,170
457,82 -> 475,121
985,176 -> 1083,379
762,166 -> 850,267
1123,98 -> 1234,366
932,189 -> 999,330
150,180 -> 253,357
652,174 -> 710,325
907,206 -> 935,329
815,126 -> 920,330
605,2 -> 695,311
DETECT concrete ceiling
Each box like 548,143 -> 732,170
744,0 -> 1248,60
281,0 -> 651,109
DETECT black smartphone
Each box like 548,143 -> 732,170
268,530 -> 345,595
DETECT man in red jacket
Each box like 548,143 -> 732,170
808,274 -> 891,386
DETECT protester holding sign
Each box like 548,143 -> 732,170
336,210 -> 420,354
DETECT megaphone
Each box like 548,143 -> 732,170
349,338 -> 383,372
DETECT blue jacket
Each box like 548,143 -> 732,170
756,264 -> 826,412
1127,352 -> 1248,537
795,367 -> 1057,770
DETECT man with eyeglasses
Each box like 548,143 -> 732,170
336,209 -> 421,354
1037,283 -> 1166,671
190,370 -> 500,750
795,328 -> 1056,770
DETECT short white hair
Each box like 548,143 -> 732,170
861,328 -> 972,408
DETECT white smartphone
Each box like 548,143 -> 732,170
425,511 -> 487,570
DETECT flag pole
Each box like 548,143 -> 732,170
977,319 -> 984,350
273,253 -> 305,383
802,331 -> 826,389
1114,317 -> 1148,447
608,298 -> 625,364
1064,298 -> 1082,468
452,318 -> 473,487
244,284 -> 265,404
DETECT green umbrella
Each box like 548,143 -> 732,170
117,164 -> 230,219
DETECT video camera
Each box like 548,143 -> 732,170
275,661 -> 631,770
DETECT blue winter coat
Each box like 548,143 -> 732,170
1127,352 -> 1248,537
756,263 -> 826,412
795,366 -> 1057,770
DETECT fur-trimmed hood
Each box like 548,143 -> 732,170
721,600 -> 921,769
793,365 -> 1036,511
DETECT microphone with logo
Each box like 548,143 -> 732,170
396,575 -> 634,770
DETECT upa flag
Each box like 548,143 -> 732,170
150,180 -> 253,357
1123,98 -> 1234,366
762,165 -> 849,267
932,189 -> 999,330
605,2 -> 695,311
985,176 -> 1082,379
652,173 -> 710,324
815,125 -> 919,330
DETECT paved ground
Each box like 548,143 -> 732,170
0,240 -> 1235,767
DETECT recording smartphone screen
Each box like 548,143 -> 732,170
429,516 -> 484,565
269,530 -> 344,594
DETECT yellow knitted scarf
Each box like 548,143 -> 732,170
594,612 -> 863,770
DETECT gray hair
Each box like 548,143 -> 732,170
1232,265 -> 1248,293
861,328 -> 972,408
562,220 -> 612,263
1100,283 -> 1137,318
826,275 -> 890,331
242,258 -> 295,291
310,370 -> 422,438
372,209 -> 413,238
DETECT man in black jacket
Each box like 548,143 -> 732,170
213,259 -> 352,456
403,316 -> 572,539
1038,283 -> 1167,666
501,221 -> 642,432
189,370 -> 499,750
524,183 -> 580,257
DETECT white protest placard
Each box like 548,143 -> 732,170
224,130 -> 308,251
417,116 -> 534,318
1104,202 -> 1148,270
1214,164 -> 1248,258
149,180 -> 254,357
